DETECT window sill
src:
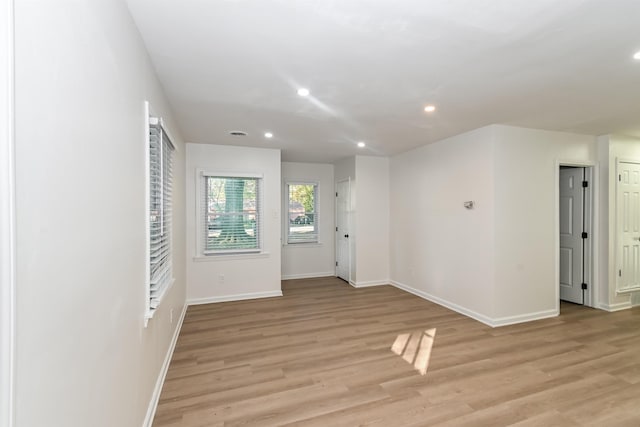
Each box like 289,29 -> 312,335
283,242 -> 323,248
193,252 -> 271,262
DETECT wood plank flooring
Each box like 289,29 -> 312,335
153,277 -> 640,426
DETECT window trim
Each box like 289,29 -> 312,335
144,101 -> 175,324
284,181 -> 319,245
196,170 -> 264,257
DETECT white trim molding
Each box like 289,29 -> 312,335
598,301 -> 632,312
490,309 -> 558,327
391,281 -> 495,327
616,287 -> 640,295
281,272 -> 335,280
390,281 -> 559,328
1,0 -> 15,425
143,303 -> 188,427
194,170 -> 265,258
350,280 -> 389,288
187,290 -> 283,306
192,252 -> 271,263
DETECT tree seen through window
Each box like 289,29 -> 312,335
288,183 -> 318,243
205,176 -> 259,252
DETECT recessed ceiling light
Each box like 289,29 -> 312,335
634,51 -> 640,60
264,132 -> 273,139
229,130 -> 247,136
297,88 -> 310,97
424,105 -> 436,113
357,141 -> 366,148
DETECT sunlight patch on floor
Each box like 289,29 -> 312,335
391,328 -> 436,375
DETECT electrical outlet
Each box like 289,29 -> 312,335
218,274 -> 225,283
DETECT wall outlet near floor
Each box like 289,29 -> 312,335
218,274 -> 225,284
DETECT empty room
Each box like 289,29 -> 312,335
3,1 -> 640,426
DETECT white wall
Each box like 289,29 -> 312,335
599,134 -> 640,310
335,156 -> 355,182
282,162 -> 335,280
354,156 -> 390,286
14,2 -> 187,426
390,126 -> 497,321
0,1 -> 15,425
597,135 -> 611,309
390,124 -> 599,326
492,125 -> 596,322
186,143 -> 282,303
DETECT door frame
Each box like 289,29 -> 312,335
615,158 -> 640,295
335,178 -> 351,284
555,161 -> 598,309
1,0 -> 16,425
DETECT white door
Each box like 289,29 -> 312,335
559,167 -> 585,304
617,162 -> 640,293
336,179 -> 350,282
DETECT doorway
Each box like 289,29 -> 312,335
335,179 -> 351,282
558,165 -> 593,306
616,160 -> 640,294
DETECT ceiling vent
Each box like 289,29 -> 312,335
229,130 -> 247,136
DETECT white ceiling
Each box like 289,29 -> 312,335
127,0 -> 640,163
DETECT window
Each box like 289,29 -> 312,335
146,106 -> 174,319
202,174 -> 262,254
286,183 -> 318,243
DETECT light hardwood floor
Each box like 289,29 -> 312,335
153,277 -> 640,426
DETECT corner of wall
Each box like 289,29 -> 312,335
0,1 -> 16,425
492,126 -> 597,319
596,135 -> 611,308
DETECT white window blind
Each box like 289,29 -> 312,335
286,183 -> 318,243
148,116 -> 174,314
202,175 -> 261,254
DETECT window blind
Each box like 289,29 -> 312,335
148,118 -> 174,311
287,183 -> 318,243
202,175 -> 261,254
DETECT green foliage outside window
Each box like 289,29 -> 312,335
205,177 -> 259,251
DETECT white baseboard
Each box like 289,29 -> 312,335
281,272 -> 335,280
350,280 -> 389,288
187,290 -> 283,305
143,302 -> 188,427
390,280 -> 558,328
391,280 -> 495,326
598,301 -> 632,312
143,290 -> 283,425
491,309 -> 558,327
